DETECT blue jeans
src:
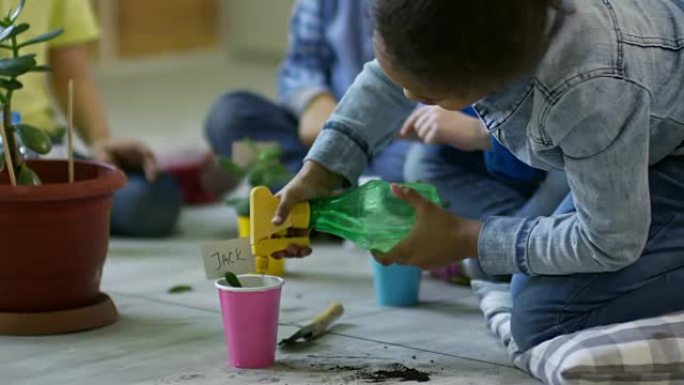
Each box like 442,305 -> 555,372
69,150 -> 183,238
510,156 -> 684,351
404,144 -> 569,220
110,172 -> 183,237
204,91 -> 409,183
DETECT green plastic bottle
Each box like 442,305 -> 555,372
308,180 -> 441,253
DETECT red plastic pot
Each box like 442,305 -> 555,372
0,160 -> 126,312
159,150 -> 219,205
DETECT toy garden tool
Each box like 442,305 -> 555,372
279,302 -> 345,346
250,186 -> 311,275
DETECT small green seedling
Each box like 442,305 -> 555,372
224,272 -> 242,288
167,284 -> 193,294
219,139 -> 292,217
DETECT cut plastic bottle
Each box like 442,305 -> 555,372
309,180 -> 441,253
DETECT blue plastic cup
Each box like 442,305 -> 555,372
371,259 -> 422,307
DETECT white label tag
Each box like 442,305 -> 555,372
200,238 -> 256,279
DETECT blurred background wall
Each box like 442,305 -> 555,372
92,0 -> 294,64
86,0 -> 296,154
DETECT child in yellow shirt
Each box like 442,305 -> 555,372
5,0 -> 182,236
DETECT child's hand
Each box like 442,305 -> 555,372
270,160 -> 345,259
399,106 -> 492,152
270,228 -> 313,259
91,138 -> 158,182
373,184 -> 482,270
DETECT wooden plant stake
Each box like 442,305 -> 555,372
67,79 -> 74,183
0,120 -> 16,186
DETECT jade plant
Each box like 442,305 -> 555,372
218,140 -> 292,217
0,0 -> 63,186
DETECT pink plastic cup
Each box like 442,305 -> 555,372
215,274 -> 284,369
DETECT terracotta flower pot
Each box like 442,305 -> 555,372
0,160 -> 126,312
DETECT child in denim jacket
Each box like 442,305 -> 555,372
273,0 -> 684,351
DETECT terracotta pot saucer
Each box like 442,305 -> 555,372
0,293 -> 118,336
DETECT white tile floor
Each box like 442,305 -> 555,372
0,54 -> 538,384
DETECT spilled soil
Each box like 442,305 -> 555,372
324,363 -> 431,383
361,364 -> 430,383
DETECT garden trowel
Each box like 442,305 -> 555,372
279,302 -> 345,346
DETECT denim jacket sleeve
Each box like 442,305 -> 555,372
479,77 -> 653,275
277,0 -> 333,117
305,60 -> 417,185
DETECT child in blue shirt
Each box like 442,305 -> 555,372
204,0 -> 409,183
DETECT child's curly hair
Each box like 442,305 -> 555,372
375,0 -> 561,95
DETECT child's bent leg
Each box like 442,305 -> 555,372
365,140 -> 412,182
203,91 -> 308,173
511,246 -> 684,352
110,172 -> 183,237
511,156 -> 684,352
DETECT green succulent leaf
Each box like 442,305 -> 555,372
167,285 -> 193,294
217,156 -> 246,178
15,124 -> 52,154
0,54 -> 36,77
17,164 -> 41,186
0,25 -> 16,42
0,149 -> 5,172
8,0 -> 25,24
18,28 -> 63,48
224,272 -> 242,288
0,92 -> 6,104
225,197 -> 250,217
8,23 -> 29,38
0,78 -> 22,90
29,65 -> 52,72
49,125 -> 66,141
